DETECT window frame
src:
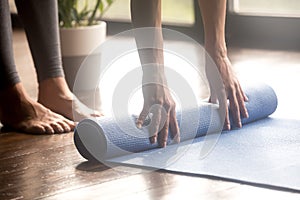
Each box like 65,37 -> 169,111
225,0 -> 300,50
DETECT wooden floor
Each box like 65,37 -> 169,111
1,29 -> 300,200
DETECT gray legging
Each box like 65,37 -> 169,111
0,0 -> 64,90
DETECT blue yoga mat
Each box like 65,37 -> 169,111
74,83 -> 300,191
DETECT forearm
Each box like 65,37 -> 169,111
130,0 -> 164,72
197,0 -> 227,56
198,0 -> 248,129
130,0 -> 161,28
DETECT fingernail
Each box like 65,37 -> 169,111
136,123 -> 142,129
174,134 -> 180,143
150,137 -> 156,144
238,122 -> 242,128
163,141 -> 167,147
225,124 -> 231,130
160,141 -> 167,148
175,136 -> 180,143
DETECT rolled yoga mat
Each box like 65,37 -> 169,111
74,83 -> 277,161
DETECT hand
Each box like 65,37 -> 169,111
136,72 -> 180,147
206,52 -> 248,130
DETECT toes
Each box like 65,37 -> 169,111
25,122 -> 54,135
30,124 -> 46,134
90,110 -> 103,118
60,117 -> 75,131
50,122 -> 64,133
43,123 -> 55,134
52,112 -> 75,131
23,123 -> 47,134
57,121 -> 72,133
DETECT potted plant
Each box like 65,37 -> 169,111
58,0 -> 114,112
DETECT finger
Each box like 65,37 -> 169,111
243,92 -> 249,102
136,107 -> 149,129
149,107 -> 162,144
224,108 -> 231,131
229,92 -> 242,128
209,90 -> 218,104
158,116 -> 169,148
169,108 -> 180,143
216,86 -> 230,130
237,85 -> 249,119
149,135 -> 157,144
239,84 -> 249,102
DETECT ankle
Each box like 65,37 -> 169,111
0,83 -> 28,103
0,83 -> 33,121
38,77 -> 73,99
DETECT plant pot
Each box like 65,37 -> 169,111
59,21 -> 106,112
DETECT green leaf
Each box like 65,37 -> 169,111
99,1 -> 104,13
58,0 -> 114,27
106,0 -> 114,6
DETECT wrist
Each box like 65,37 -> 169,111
205,43 -> 228,59
142,65 -> 167,84
142,63 -> 165,74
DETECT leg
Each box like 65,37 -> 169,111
0,0 -> 74,134
15,0 -> 101,121
0,0 -> 20,90
131,0 -> 179,147
198,0 -> 248,129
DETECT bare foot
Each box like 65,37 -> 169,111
38,77 -> 102,121
0,83 -> 75,134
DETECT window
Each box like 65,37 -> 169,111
226,0 -> 300,50
103,0 -> 195,25
229,0 -> 300,17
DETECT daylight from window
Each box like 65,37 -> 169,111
230,0 -> 300,17
103,0 -> 195,25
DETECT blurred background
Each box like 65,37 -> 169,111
9,0 -> 300,50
